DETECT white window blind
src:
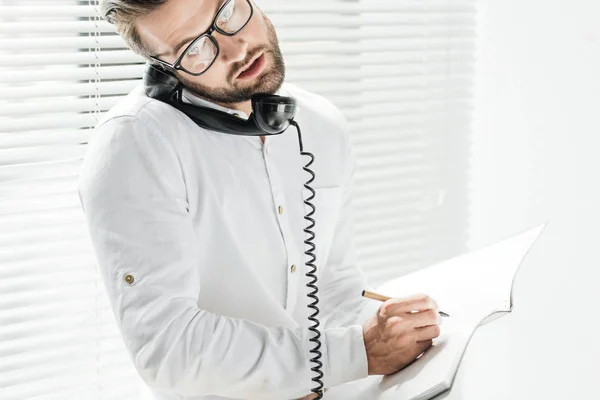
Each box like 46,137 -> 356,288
0,1 -> 475,399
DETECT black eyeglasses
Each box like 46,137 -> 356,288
150,0 -> 254,76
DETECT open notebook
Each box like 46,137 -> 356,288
325,223 -> 547,400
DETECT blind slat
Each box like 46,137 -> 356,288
0,25 -> 477,50
2,2 -> 475,18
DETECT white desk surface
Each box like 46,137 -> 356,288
328,228 -> 599,400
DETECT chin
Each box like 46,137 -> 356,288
259,64 -> 285,94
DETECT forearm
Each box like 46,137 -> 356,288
123,303 -> 366,398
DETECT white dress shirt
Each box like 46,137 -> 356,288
77,81 -> 380,400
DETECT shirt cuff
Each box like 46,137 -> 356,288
322,324 -> 369,388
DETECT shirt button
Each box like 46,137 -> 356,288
124,274 -> 135,284
290,264 -> 297,273
278,205 -> 284,214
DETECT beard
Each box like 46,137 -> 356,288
176,15 -> 285,105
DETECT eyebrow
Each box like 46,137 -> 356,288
155,0 -> 225,58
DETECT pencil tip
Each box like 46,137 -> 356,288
361,290 -> 365,296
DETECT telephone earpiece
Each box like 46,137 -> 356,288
143,62 -> 297,136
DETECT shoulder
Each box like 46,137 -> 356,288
79,86 -> 186,196
94,83 -> 191,141
86,86 -> 181,168
85,84 -> 197,172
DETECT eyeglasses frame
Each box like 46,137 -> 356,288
149,0 -> 254,77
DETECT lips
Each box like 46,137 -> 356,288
241,58 -> 258,74
236,53 -> 265,79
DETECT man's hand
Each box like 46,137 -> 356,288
362,293 -> 441,376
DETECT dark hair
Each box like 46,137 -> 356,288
100,0 -> 168,58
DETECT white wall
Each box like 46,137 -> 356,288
469,0 -> 600,397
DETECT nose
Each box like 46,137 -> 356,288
215,33 -> 248,66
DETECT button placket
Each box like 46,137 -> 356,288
272,169 -> 303,311
261,145 -> 293,274
262,145 -> 301,311
262,147 -> 287,244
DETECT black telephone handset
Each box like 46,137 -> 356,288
144,61 -> 296,136
143,62 -> 325,399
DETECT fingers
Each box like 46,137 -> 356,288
379,307 -> 440,332
417,339 -> 433,353
414,324 -> 441,342
385,309 -> 440,333
406,308 -> 441,329
365,295 -> 441,376
376,293 -> 442,343
379,294 -> 438,319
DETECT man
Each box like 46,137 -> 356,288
77,1 -> 442,399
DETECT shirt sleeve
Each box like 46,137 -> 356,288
317,111 -> 382,334
77,116 -> 368,399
